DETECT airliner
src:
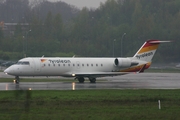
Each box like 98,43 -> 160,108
4,39 -> 170,84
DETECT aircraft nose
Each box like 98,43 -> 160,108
4,66 -> 14,75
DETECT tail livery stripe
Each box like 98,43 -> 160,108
133,40 -> 160,57
133,39 -> 171,62
137,44 -> 159,54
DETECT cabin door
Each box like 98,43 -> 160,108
33,58 -> 41,72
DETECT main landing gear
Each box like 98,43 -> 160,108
89,78 -> 96,83
15,76 -> 20,84
76,77 -> 96,83
77,77 -> 85,83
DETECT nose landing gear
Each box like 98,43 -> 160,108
15,76 -> 19,84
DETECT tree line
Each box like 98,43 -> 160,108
0,0 -> 179,63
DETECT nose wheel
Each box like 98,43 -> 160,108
15,76 -> 19,84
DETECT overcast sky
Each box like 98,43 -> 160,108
48,0 -> 107,9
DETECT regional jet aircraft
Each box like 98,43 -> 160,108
4,40 -> 170,84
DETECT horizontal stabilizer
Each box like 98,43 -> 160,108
148,40 -> 172,44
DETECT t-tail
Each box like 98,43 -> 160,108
121,39 -> 171,73
133,39 -> 171,62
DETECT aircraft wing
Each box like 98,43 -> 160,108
66,71 -> 137,78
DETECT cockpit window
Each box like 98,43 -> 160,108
16,61 -> 30,65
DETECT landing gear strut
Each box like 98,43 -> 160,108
89,78 -> 96,83
15,76 -> 19,84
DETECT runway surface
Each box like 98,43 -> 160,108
0,72 -> 180,90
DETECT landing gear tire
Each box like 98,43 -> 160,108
89,78 -> 96,83
15,76 -> 19,84
77,77 -> 85,83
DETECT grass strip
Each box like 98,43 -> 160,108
0,89 -> 180,120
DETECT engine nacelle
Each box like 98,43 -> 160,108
114,58 -> 139,67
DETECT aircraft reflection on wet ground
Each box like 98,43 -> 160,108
0,81 -> 148,91
0,73 -> 180,90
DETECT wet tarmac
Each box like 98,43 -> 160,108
0,72 -> 180,90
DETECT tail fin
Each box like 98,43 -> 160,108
133,40 -> 170,62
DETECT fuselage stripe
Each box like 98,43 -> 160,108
120,62 -> 151,72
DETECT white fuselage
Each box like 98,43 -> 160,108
4,57 -> 145,77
